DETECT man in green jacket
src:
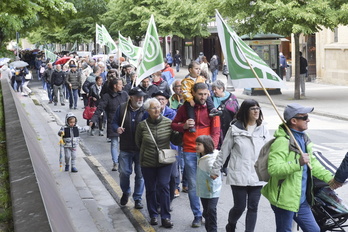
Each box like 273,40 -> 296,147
261,103 -> 334,232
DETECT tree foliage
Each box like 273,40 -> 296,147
215,0 -> 348,99
0,0 -> 76,47
102,0 -> 211,42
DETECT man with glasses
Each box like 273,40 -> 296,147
261,103 -> 334,232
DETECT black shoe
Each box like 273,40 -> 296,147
71,167 -> 78,172
48,101 -> 53,104
54,102 -> 57,106
191,216 -> 202,228
120,193 -> 129,206
189,127 -> 196,133
61,103 -> 65,106
65,165 -> 69,172
74,107 -> 77,110
150,217 -> 158,225
134,200 -> 143,209
162,218 -> 173,228
112,163 -> 118,171
209,108 -> 223,117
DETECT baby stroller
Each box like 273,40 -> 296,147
312,151 -> 348,231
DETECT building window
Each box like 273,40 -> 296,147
334,27 -> 338,42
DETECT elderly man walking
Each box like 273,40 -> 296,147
112,87 -> 147,209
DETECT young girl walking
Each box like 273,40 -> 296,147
196,135 -> 222,232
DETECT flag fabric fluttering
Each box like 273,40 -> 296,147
118,32 -> 143,67
136,15 -> 164,86
96,24 -> 105,45
45,49 -> 58,63
70,41 -> 77,52
215,10 -> 286,89
101,25 -> 117,52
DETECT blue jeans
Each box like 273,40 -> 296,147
271,201 -> 320,232
201,197 -> 219,232
69,88 -> 79,108
183,152 -> 202,217
142,164 -> 173,219
46,83 -> 53,102
211,69 -> 218,83
118,150 -> 144,201
227,185 -> 262,232
176,63 -> 180,72
110,137 -> 119,164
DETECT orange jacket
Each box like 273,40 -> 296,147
181,75 -> 205,102
171,103 -> 220,153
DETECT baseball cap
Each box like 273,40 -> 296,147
284,103 -> 314,121
152,91 -> 169,99
128,87 -> 147,97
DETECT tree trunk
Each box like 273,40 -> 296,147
294,33 -> 300,100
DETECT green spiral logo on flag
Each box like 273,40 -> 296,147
136,15 -> 164,86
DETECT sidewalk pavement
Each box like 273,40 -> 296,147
174,67 -> 348,121
15,82 -> 139,231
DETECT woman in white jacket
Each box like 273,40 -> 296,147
210,99 -> 270,232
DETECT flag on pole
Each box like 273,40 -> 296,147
70,41 -> 77,52
102,25 -> 117,52
118,32 -> 142,67
215,10 -> 285,89
136,15 -> 164,86
45,49 -> 58,63
96,24 -> 105,45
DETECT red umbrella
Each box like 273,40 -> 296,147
55,57 -> 71,65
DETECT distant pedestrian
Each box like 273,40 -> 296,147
174,50 -> 181,72
279,52 -> 287,80
90,78 -> 128,172
196,135 -> 221,232
200,56 -> 210,81
66,64 -> 82,109
211,99 -> 270,232
166,52 -> 173,67
42,63 -> 54,104
152,71 -> 172,97
195,52 -> 204,64
51,64 -> 66,106
58,112 -> 85,173
299,51 -> 308,97
210,55 -> 219,83
88,76 -> 104,136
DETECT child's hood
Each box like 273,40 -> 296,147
65,112 -> 77,126
198,150 -> 219,172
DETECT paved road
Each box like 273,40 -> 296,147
25,68 -> 348,232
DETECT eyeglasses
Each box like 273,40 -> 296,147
249,107 -> 261,111
293,115 -> 309,121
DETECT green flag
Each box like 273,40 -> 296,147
215,10 -> 285,89
118,32 -> 142,67
136,15 -> 164,86
71,41 -> 77,52
96,24 -> 105,46
45,49 -> 58,63
102,25 -> 117,52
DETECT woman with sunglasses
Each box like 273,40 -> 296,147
210,99 -> 270,232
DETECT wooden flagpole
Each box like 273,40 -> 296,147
235,43 -> 312,169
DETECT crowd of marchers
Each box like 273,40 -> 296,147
2,51 -> 348,232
